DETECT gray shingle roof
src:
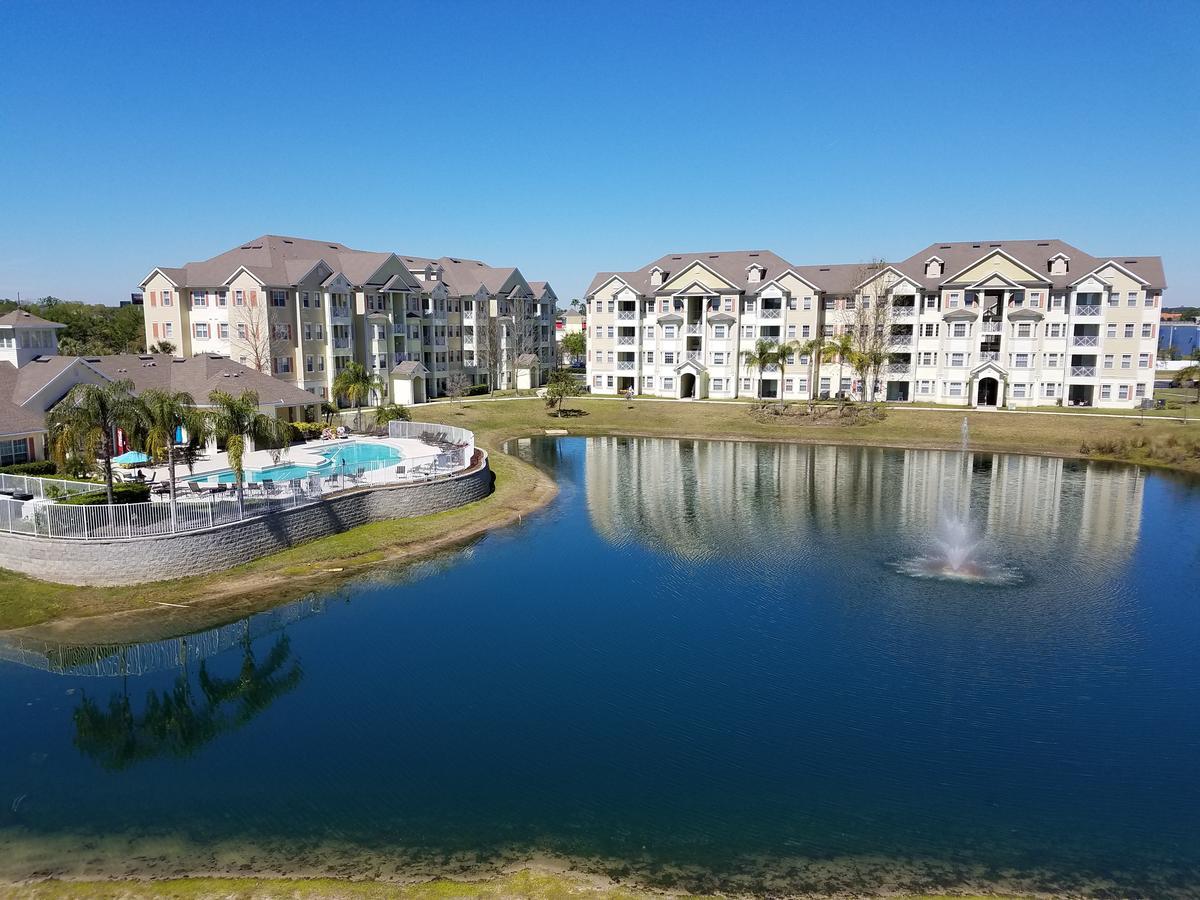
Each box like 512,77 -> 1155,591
0,309 -> 67,329
84,354 -> 320,408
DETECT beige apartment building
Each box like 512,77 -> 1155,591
141,235 -> 557,407
585,240 -> 1166,409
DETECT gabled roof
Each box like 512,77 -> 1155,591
1008,308 -> 1045,321
390,361 -> 429,378
0,309 -> 66,329
943,308 -> 979,321
85,354 -> 320,408
586,250 -> 793,297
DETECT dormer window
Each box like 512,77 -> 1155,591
746,263 -> 766,283
649,266 -> 665,287
924,257 -> 944,277
1048,253 -> 1070,276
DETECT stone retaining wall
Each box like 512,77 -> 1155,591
0,455 -> 493,586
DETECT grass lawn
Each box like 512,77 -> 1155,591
0,870 -> 1021,899
416,395 -> 1200,472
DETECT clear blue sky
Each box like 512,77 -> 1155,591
1,0 -> 1197,306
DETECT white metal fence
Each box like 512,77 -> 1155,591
0,425 -> 480,542
0,472 -> 97,500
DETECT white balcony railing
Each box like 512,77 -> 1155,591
760,309 -> 782,319
979,351 -> 999,362
885,362 -> 911,373
617,361 -> 636,370
889,335 -> 913,346
617,336 -> 636,345
1073,335 -> 1099,347
617,310 -> 636,320
687,350 -> 702,361
981,321 -> 1003,333
686,324 -> 703,335
891,307 -> 916,318
332,337 -> 350,349
1074,305 -> 1102,317
1070,366 -> 1097,377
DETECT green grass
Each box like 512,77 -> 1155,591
0,870 -> 1022,899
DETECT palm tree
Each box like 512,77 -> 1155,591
373,403 -> 410,428
47,380 -> 148,505
141,389 -> 206,524
205,390 -> 291,513
332,362 -> 385,432
740,338 -> 780,399
822,332 -> 855,402
795,336 -> 826,405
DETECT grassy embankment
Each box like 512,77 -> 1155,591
3,394 -> 1199,634
0,869 -> 1016,900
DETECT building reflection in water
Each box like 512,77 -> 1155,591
585,436 -> 1144,566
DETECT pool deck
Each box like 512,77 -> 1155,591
140,436 -> 434,485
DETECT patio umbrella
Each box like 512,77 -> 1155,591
112,450 -> 150,465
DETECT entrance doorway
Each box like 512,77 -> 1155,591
680,372 -> 696,399
976,377 -> 999,406
886,381 -> 910,402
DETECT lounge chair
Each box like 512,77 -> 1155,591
187,481 -> 206,497
261,479 -> 276,495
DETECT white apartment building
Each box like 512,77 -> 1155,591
585,240 -> 1166,409
141,235 -> 557,407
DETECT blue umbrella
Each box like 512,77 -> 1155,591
112,450 -> 150,465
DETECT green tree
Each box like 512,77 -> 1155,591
561,330 -> 586,367
822,332 -> 856,402
204,390 -> 290,512
796,336 -> 826,404
373,403 -> 411,428
147,340 -> 176,354
1178,363 -> 1200,403
544,368 -> 582,417
141,389 -> 206,524
332,362 -> 385,432
47,380 -> 148,505
740,338 -> 780,399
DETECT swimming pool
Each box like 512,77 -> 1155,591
193,441 -> 403,484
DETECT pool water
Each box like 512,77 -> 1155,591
196,441 -> 403,484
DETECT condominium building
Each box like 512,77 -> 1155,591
141,235 -> 558,406
585,240 -> 1166,408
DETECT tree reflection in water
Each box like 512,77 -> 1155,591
72,627 -> 302,770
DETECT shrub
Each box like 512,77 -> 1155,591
466,383 -> 490,396
0,460 -> 58,476
58,483 -> 151,505
289,421 -> 324,441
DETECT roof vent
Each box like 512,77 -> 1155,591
1124,259 -> 1139,264
819,268 -> 830,272
972,244 -> 981,248
1037,242 -> 1050,246
84,356 -> 101,362
282,239 -> 293,244
748,252 -> 759,257
708,254 -> 719,259
137,354 -> 153,361
939,245 -> 952,249
328,245 -> 337,249
989,243 -> 1001,247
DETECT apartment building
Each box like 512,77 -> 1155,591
141,235 -> 557,406
585,240 -> 1166,409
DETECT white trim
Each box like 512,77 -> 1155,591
852,265 -> 909,291
222,265 -> 268,287
965,271 -> 1025,290
139,267 -> 182,289
942,248 -> 1048,285
588,274 -> 636,298
656,259 -> 738,292
1071,260 -> 1149,287
670,279 -> 722,298
754,268 -> 823,295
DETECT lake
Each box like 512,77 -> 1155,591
1,437 -> 1198,896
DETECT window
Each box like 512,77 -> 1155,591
606,326 -> 615,338
663,352 -> 675,365
1127,292 -> 1137,307
1045,353 -> 1061,367
802,324 -> 811,338
1120,354 -> 1132,369
1051,294 -> 1064,309
1118,384 -> 1130,400
948,292 -> 960,308
302,292 -> 310,308
1016,323 -> 1032,338
1107,293 -> 1119,307
0,438 -> 30,467
712,351 -> 726,365
305,355 -> 314,373
741,325 -> 754,339
162,290 -> 172,306
1141,323 -> 1153,338
723,298 -> 734,313
163,322 -> 173,338
194,322 -> 209,339
784,378 -> 794,393
924,296 -> 938,309
1138,353 -> 1150,369
1124,324 -> 1134,338
823,297 -> 835,310
234,289 -> 244,306
1014,353 -> 1029,368
797,378 -> 808,393
644,351 -> 654,364
742,377 -> 752,390
663,325 -> 676,339
218,323 -> 229,339
1044,383 -> 1059,398
787,297 -> 797,310
950,352 -> 965,367
270,290 -> 287,307
918,380 -> 933,395
947,382 -> 963,397
216,291 -> 227,307
1136,384 -> 1147,398
713,324 -> 727,339
643,376 -> 654,389
952,323 -> 967,338
846,296 -> 857,310
803,296 -> 812,310
236,323 -> 247,339
921,323 -> 938,337
919,352 -> 936,366
1106,323 -> 1117,338
1029,292 -> 1042,307
841,376 -> 851,392
1013,383 -> 1027,398
819,377 -> 831,393
192,291 -> 207,307
662,377 -> 674,390
1145,295 -> 1155,308
786,324 -> 796,339
1048,323 -> 1064,338
1103,354 -> 1114,369
315,324 -> 323,340
593,375 -> 603,387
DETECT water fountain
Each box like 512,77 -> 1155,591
894,416 -> 1020,584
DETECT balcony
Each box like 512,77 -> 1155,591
617,310 -> 636,320
885,362 -> 911,374
1072,335 -> 1099,347
891,307 -> 916,318
760,308 -> 782,319
687,350 -> 702,361
617,336 -> 636,345
617,360 -> 636,371
981,321 -> 1003,333
979,351 -> 999,362
686,323 -> 703,335
332,337 -> 350,350
889,335 -> 913,347
331,306 -> 351,321
1074,305 -> 1102,317
1070,366 -> 1097,377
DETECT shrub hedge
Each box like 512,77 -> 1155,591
0,460 -> 58,476
58,483 -> 151,505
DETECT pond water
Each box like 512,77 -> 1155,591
1,437 -> 1198,896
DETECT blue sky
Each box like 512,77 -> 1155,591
1,0 -> 1197,305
